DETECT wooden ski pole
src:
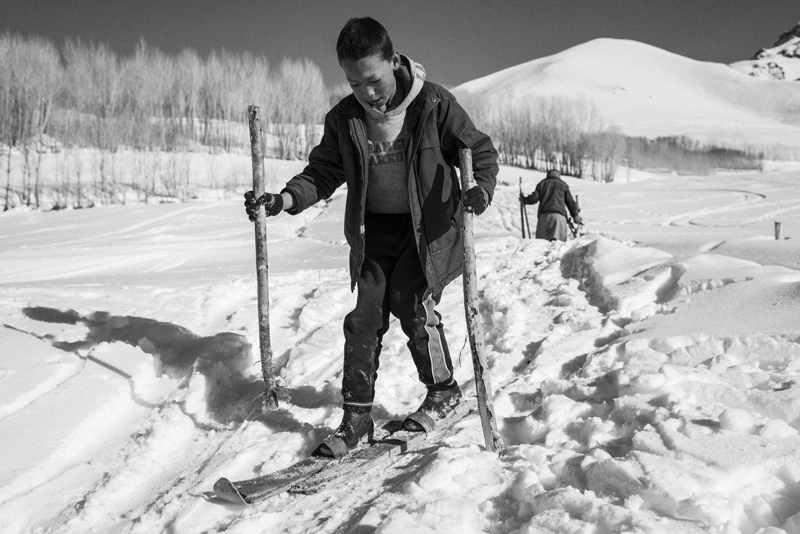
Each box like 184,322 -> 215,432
459,148 -> 503,453
248,105 -> 287,410
518,177 -> 526,239
523,197 -> 532,239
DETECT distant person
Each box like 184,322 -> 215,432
520,169 -> 582,241
243,17 -> 498,457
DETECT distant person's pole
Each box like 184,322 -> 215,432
518,178 -> 526,239
459,149 -> 503,453
775,221 -> 782,240
523,191 -> 531,238
248,105 -> 287,410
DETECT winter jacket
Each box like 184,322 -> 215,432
524,176 -> 580,219
282,80 -> 498,295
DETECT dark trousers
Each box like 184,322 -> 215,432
342,213 -> 454,410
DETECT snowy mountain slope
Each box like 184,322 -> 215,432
731,21 -> 800,82
0,164 -> 800,533
454,38 -> 800,147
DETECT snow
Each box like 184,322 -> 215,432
455,38 -> 800,149
1,160 -> 799,533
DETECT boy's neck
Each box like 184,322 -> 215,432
385,66 -> 407,111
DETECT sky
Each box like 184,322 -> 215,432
2,0 -> 799,88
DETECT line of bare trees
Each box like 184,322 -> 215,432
457,91 -> 765,182
458,92 -> 623,182
3,31 -> 771,211
1,32 -> 329,209
623,136 -> 762,175
0,34 -> 328,153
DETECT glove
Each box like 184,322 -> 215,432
244,191 -> 284,221
519,193 -> 528,204
463,186 -> 489,216
573,214 -> 583,226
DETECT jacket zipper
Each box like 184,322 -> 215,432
407,97 -> 438,286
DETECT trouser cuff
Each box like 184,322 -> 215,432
343,402 -> 373,414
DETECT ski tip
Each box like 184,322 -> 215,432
213,477 -> 250,505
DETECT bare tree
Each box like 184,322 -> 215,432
172,48 -> 204,146
0,33 -> 63,208
272,58 -> 327,159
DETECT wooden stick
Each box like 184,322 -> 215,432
459,148 -> 503,452
523,196 -> 532,239
518,177 -> 526,239
248,105 -> 286,410
775,221 -> 782,240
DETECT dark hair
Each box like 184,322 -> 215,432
336,17 -> 393,63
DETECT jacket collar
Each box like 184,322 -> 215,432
341,87 -> 437,121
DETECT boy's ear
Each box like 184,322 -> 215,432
391,51 -> 401,71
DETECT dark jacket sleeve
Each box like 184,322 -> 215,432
436,90 -> 499,202
281,108 -> 346,214
525,189 -> 540,205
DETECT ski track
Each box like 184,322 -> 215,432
586,187 -> 770,228
662,189 -> 765,227
0,336 -> 86,421
38,203 -> 221,248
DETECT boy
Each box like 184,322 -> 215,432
520,169 -> 582,241
245,17 -> 498,457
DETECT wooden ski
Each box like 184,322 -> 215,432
212,397 -> 478,504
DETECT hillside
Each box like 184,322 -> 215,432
454,38 -> 800,148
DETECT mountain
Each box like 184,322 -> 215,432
731,21 -> 800,82
453,38 -> 800,149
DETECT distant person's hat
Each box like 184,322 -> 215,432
546,169 -> 560,179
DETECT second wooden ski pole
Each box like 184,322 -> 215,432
518,177 -> 526,239
459,148 -> 503,453
519,177 -> 531,239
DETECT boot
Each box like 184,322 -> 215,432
403,382 -> 462,432
316,408 -> 374,458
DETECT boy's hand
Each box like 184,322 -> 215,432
463,185 -> 489,215
244,191 -> 284,221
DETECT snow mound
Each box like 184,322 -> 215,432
455,38 -> 800,147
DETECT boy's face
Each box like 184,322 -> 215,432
340,52 -> 400,113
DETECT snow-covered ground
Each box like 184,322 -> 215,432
1,162 -> 800,534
